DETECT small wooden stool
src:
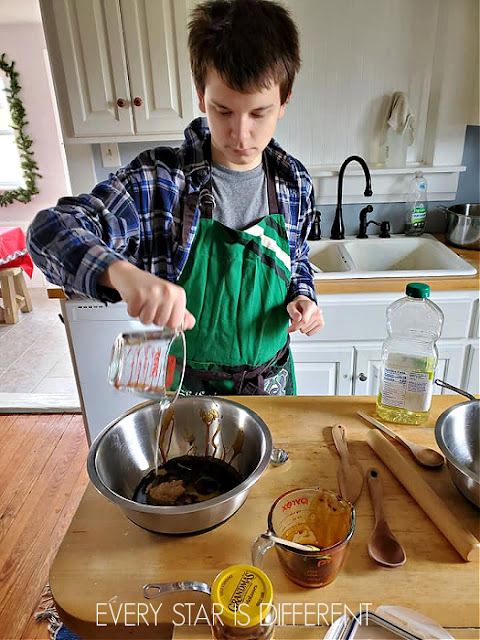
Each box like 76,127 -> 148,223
0,267 -> 33,324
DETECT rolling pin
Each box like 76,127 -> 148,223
366,430 -> 480,562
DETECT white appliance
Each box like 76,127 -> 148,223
62,299 -> 155,444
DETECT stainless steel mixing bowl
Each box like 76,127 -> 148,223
443,204 -> 480,250
435,399 -> 480,508
87,397 -> 273,534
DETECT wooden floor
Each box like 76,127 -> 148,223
0,413 -> 89,640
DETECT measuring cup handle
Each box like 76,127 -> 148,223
251,532 -> 276,568
143,581 -> 211,599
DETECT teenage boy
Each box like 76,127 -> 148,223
27,0 -> 324,396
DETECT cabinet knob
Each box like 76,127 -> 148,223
358,372 -> 367,382
116,98 -> 126,108
133,97 -> 143,107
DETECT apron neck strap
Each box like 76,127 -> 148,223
198,141 -> 279,218
263,151 -> 279,216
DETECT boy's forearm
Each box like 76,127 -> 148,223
99,260 -> 137,289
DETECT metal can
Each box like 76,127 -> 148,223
211,564 -> 275,640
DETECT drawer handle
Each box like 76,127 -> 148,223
116,98 -> 126,108
358,372 -> 367,382
133,96 -> 143,107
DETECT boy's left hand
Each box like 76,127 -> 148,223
287,295 -> 325,336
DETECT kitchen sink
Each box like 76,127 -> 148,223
308,234 -> 477,279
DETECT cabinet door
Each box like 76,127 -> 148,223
290,344 -> 353,396
463,344 -> 479,396
353,344 -> 383,396
121,0 -> 194,135
51,0 -> 134,136
354,341 -> 468,396
435,342 -> 467,393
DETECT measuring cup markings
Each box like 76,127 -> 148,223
252,488 -> 355,588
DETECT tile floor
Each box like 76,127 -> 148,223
0,288 -> 81,411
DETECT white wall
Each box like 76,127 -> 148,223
0,22 -> 70,287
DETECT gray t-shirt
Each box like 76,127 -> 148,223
211,161 -> 268,230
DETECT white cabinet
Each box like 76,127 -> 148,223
291,290 -> 479,397
352,341 -> 468,397
290,343 -> 353,396
41,0 -> 194,138
353,344 -> 382,396
464,344 -> 479,396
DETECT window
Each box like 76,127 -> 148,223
0,73 -> 25,189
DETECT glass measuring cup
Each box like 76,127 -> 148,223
108,328 -> 186,408
252,488 -> 355,588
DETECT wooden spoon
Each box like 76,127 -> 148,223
366,468 -> 406,568
331,425 -> 364,503
358,411 -> 444,469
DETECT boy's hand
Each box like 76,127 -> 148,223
100,261 -> 196,329
286,295 -> 324,336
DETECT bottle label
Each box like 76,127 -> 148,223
381,366 -> 433,412
411,205 -> 427,223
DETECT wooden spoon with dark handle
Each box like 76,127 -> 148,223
331,424 -> 364,503
366,468 -> 406,568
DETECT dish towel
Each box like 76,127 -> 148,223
386,91 -> 415,145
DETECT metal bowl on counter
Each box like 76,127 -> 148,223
443,204 -> 480,250
87,396 -> 273,534
435,393 -> 480,508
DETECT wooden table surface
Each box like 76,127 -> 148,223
50,396 -> 480,639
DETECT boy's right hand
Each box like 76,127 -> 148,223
100,261 -> 196,330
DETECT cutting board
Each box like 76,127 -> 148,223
50,396 -> 480,637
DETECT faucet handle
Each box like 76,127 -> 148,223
357,205 -> 374,238
379,220 -> 391,238
308,210 -> 322,241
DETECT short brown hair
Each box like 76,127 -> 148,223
188,0 -> 300,104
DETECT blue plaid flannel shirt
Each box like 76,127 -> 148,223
27,118 -> 317,305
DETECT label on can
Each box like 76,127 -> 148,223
211,564 -> 273,628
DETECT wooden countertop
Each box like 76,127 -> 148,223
49,395 -> 480,639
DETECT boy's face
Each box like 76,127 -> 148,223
197,70 -> 288,171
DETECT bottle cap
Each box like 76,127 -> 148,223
211,564 -> 274,628
406,283 -> 430,298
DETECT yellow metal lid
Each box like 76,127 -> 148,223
211,564 -> 274,628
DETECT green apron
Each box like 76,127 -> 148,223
177,154 -> 296,396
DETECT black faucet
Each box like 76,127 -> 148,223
331,155 -> 373,240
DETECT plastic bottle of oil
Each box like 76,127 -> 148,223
376,283 -> 444,424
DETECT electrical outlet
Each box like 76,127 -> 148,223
100,143 -> 121,167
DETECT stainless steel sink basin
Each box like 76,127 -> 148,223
308,234 -> 477,279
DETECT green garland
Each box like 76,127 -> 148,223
0,53 -> 41,206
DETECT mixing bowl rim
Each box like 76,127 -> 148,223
435,399 -> 480,483
445,204 -> 480,219
87,397 -> 273,514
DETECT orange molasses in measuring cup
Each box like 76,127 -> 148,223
211,565 -> 275,640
